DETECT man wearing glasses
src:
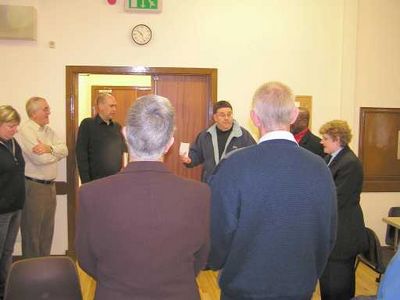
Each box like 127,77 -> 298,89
180,101 -> 255,183
16,97 -> 68,258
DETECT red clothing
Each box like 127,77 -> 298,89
294,128 -> 309,143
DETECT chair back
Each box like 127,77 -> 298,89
385,207 -> 400,246
4,256 -> 82,300
358,227 -> 386,274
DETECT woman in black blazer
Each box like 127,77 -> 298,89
0,105 -> 25,299
319,120 -> 368,300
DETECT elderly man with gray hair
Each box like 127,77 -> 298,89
16,97 -> 68,258
76,95 -> 210,300
207,82 -> 337,300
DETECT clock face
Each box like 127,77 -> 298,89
131,24 -> 152,45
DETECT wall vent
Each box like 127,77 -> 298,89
0,5 -> 37,40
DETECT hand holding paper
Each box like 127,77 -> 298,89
179,142 -> 191,164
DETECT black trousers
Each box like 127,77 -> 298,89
320,257 -> 357,300
221,292 -> 312,300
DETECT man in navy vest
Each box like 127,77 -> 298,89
208,82 -> 337,300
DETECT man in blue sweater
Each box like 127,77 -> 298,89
208,81 -> 337,300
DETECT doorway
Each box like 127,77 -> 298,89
66,66 -> 217,256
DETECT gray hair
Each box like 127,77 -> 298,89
126,95 -> 175,160
26,96 -> 46,117
252,81 -> 296,130
0,105 -> 21,125
96,93 -> 114,105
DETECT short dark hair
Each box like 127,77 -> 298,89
213,101 -> 232,114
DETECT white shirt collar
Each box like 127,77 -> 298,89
258,130 -> 298,144
331,147 -> 343,160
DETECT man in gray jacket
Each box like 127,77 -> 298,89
180,101 -> 255,182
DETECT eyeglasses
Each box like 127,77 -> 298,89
216,112 -> 232,118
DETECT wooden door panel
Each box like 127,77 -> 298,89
359,107 -> 400,191
155,75 -> 211,181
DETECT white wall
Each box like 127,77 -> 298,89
0,0 -> 398,253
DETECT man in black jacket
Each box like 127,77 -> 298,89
76,93 -> 127,183
290,107 -> 324,157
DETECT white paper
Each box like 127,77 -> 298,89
179,142 -> 190,156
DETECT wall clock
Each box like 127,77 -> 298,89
131,24 -> 152,45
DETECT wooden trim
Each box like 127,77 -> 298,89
66,66 -> 217,256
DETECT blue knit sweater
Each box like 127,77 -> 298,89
208,139 -> 337,299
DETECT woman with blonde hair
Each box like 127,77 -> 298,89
319,120 -> 367,300
0,105 -> 25,299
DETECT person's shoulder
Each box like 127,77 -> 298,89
239,125 -> 252,134
297,145 -> 325,162
16,120 -> 37,140
176,175 -> 210,191
239,126 -> 254,136
18,120 -> 34,131
289,145 -> 330,175
79,174 -> 117,198
338,147 -> 362,168
337,146 -> 359,162
195,127 -> 212,140
169,175 -> 211,204
307,130 -> 322,142
217,143 -> 258,170
239,127 -> 256,143
79,117 -> 95,126
112,119 -> 122,127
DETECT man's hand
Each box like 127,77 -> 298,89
179,154 -> 192,164
32,139 -> 52,155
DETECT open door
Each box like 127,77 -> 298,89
154,74 -> 210,181
66,66 -> 217,256
91,85 -> 153,126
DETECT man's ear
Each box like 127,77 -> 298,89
212,113 -> 218,123
289,107 -> 299,125
250,110 -> 261,128
164,136 -> 175,154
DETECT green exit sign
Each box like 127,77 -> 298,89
125,0 -> 161,13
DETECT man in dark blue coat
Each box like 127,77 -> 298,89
180,101 -> 255,183
208,81 -> 337,300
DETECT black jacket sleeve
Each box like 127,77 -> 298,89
76,119 -> 91,183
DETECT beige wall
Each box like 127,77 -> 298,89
0,0 -> 398,254
355,0 -> 400,242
